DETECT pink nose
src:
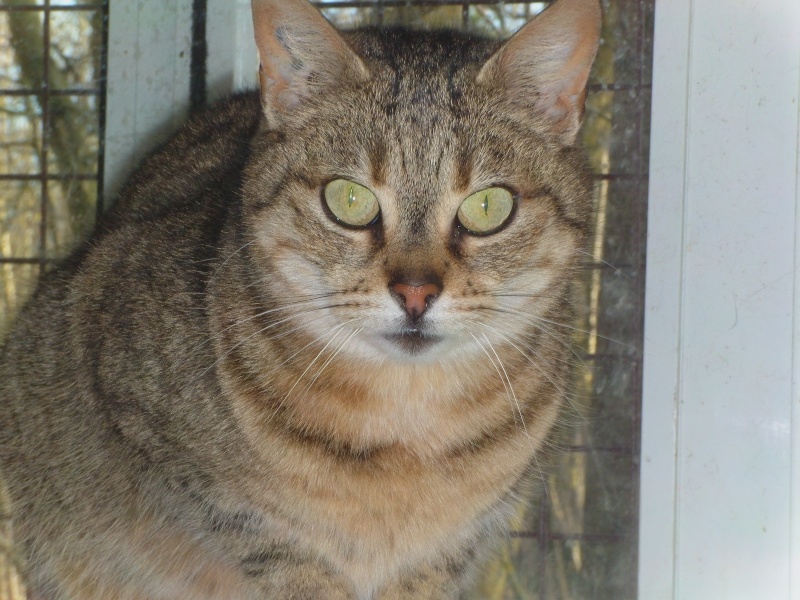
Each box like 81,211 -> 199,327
391,282 -> 441,321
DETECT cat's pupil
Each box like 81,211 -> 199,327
348,186 -> 355,207
483,194 -> 489,216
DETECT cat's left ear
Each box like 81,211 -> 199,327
251,0 -> 369,127
477,0 -> 601,145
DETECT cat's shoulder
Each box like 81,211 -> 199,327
105,92 -> 262,225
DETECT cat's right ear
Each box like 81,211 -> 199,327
251,0 -> 368,127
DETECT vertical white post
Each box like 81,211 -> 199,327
637,0 -> 691,595
205,0 -> 259,104
104,0 -> 193,202
640,0 -> 800,598
792,65 -> 800,600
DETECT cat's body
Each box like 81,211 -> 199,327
0,1 -> 600,598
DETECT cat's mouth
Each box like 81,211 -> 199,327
384,329 -> 442,354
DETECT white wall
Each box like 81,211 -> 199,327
205,0 -> 259,104
104,0 -> 193,202
104,0 -> 258,201
639,1 -> 800,598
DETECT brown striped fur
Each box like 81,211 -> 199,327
0,0 -> 600,597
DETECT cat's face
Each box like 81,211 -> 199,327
242,2 -> 597,366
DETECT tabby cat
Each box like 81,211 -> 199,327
0,0 -> 600,597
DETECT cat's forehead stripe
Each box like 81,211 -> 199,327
367,137 -> 387,186
454,144 -> 473,193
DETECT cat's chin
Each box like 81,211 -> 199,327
382,329 -> 443,357
383,330 -> 443,356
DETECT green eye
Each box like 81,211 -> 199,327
457,187 -> 514,234
324,179 -> 380,227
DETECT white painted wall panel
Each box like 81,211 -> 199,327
637,0 -> 691,595
793,91 -> 800,599
206,0 -> 259,103
641,0 -> 800,598
104,0 -> 193,201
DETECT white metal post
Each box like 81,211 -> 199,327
640,0 -> 800,598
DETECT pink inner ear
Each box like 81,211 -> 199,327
479,0 -> 601,142
535,62 -> 592,133
539,95 -> 570,125
259,60 -> 304,111
251,0 -> 369,123
254,12 -> 299,111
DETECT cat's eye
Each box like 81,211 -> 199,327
457,187 -> 514,234
324,179 -> 380,228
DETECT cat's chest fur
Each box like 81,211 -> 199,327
215,359 -> 557,597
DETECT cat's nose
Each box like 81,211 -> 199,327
391,282 -> 441,322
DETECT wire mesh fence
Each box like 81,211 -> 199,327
0,0 -> 107,341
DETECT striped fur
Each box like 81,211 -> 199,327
0,0 -> 600,598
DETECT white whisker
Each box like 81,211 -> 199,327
208,239 -> 256,282
281,326 -> 348,405
191,296 -> 337,353
471,307 -> 586,373
195,307 -> 337,382
469,332 -> 526,436
482,332 -> 529,438
469,330 -> 548,489
277,317 -> 362,365
468,319 -> 586,419
487,304 -> 631,352
302,326 -> 363,396
575,248 -> 625,273
523,318 -> 591,373
531,314 -> 632,351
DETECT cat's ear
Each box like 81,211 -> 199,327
477,0 -> 601,145
251,0 -> 368,126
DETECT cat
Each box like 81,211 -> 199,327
0,0 -> 600,598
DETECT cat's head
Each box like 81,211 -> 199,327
241,0 -> 600,365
